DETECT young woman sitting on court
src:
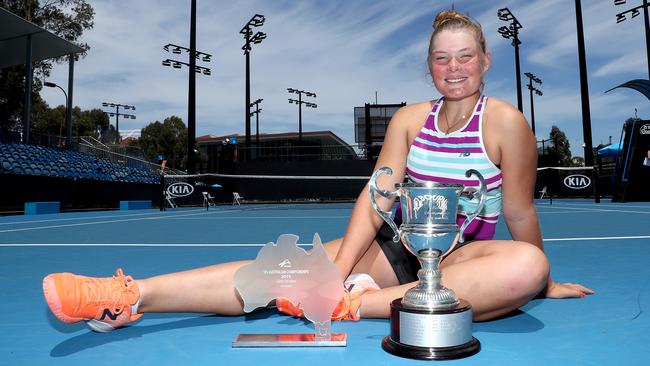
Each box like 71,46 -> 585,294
42,10 -> 593,332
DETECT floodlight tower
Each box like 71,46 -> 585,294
575,0 -> 598,203
161,44 -> 212,76
160,0 -> 212,174
524,72 -> 543,136
287,88 -> 317,142
614,0 -> 650,79
497,7 -> 524,113
241,14 -> 267,160
161,41 -> 212,173
100,102 -> 136,143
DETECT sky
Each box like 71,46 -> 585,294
39,0 -> 650,157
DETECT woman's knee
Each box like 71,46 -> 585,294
501,242 -> 549,300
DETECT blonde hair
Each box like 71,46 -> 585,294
427,10 -> 487,76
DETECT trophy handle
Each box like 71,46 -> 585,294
368,167 -> 400,242
458,169 -> 487,243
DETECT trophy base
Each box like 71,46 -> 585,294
382,298 -> 480,360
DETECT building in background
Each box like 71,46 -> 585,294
354,102 -> 406,159
196,130 -> 358,173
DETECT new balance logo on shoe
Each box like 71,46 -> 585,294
100,308 -> 119,321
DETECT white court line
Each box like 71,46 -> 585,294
169,216 -> 350,220
0,204 -> 304,226
535,205 -> 650,214
0,209 -> 205,226
537,201 -> 650,210
0,243 -> 270,247
2,235 -> 649,247
536,208 -> 607,214
544,235 -> 650,242
0,209 -> 246,234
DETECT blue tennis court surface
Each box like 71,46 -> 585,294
1,200 -> 649,365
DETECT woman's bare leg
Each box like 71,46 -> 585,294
359,240 -> 550,321
136,238 -> 399,315
137,260 -> 251,315
137,238 -> 548,322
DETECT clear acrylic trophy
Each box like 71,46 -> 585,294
232,233 -> 347,347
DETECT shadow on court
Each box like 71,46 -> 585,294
50,314 -> 244,357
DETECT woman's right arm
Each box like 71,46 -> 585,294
333,106 -> 414,278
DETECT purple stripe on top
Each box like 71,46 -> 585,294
464,114 -> 480,132
412,141 -> 483,154
423,113 -> 436,131
418,134 -> 480,145
457,215 -> 496,241
431,99 -> 443,113
407,168 -> 503,186
460,96 -> 485,132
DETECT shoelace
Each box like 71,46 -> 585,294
82,268 -> 137,316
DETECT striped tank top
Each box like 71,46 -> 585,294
405,95 -> 503,240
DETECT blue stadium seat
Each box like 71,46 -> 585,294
1,142 -> 160,184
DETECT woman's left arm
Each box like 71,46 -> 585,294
496,106 -> 594,299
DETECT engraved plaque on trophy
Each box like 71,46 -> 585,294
369,167 -> 487,360
232,233 -> 347,347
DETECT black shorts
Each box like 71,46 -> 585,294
375,222 -> 475,284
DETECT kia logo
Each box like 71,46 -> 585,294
167,182 -> 194,197
563,174 -> 591,189
640,124 -> 650,135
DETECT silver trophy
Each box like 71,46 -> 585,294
369,167 -> 486,360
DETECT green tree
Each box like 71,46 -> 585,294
547,125 -> 572,167
31,104 -> 109,139
75,107 -> 109,138
138,116 -> 188,170
32,103 -> 65,136
0,0 -> 94,131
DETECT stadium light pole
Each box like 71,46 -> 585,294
250,98 -> 263,145
161,0 -> 212,174
524,72 -> 543,136
43,81 -> 68,138
497,7 -> 524,113
614,0 -> 650,79
241,14 -> 267,161
575,0 -> 599,203
287,88 -> 317,142
100,102 -> 136,144
161,42 -> 212,173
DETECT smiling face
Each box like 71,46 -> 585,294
430,28 -> 490,100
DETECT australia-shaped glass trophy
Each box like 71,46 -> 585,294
369,167 -> 486,360
232,233 -> 347,347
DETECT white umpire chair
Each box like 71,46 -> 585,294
232,192 -> 244,205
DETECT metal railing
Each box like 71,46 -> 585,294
79,136 -> 110,151
75,140 -> 187,175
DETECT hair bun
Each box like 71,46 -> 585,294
433,10 -> 465,29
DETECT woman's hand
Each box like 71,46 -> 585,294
545,280 -> 594,298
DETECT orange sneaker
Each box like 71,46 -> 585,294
276,273 -> 380,321
43,268 -> 142,332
